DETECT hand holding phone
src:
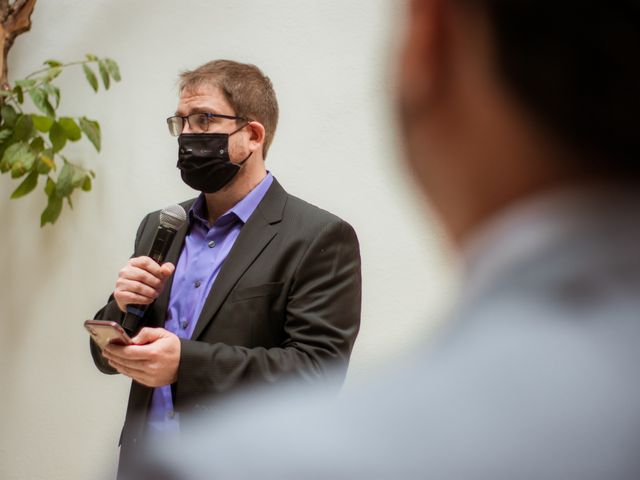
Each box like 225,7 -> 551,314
85,320 -> 133,349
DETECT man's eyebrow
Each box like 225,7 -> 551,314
174,106 -> 217,116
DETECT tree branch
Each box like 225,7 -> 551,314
6,0 -> 36,37
0,1 -> 10,21
0,0 -> 36,86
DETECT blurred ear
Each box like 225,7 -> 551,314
399,0 -> 448,117
246,121 -> 266,154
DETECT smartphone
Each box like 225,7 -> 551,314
84,320 -> 133,349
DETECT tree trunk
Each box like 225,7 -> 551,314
0,31 -> 6,89
0,0 -> 37,89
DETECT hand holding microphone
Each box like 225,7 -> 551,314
114,257 -> 175,312
115,204 -> 187,335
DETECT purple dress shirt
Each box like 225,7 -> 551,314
146,172 -> 273,435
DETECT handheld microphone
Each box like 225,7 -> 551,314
122,204 -> 187,336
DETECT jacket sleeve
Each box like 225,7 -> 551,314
175,219 -> 362,406
89,213 -> 151,374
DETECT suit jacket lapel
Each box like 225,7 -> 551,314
191,179 -> 287,340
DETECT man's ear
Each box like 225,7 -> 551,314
246,121 -> 266,153
399,0 -> 448,116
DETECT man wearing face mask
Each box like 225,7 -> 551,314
89,60 -> 361,477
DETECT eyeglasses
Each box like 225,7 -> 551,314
166,113 -> 247,136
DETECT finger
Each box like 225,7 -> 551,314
103,343 -> 141,360
129,256 -> 164,277
106,343 -> 159,362
119,265 -> 163,289
116,276 -> 161,299
115,290 -> 154,305
116,279 -> 159,301
159,262 -> 175,279
107,357 -> 156,387
105,353 -> 148,370
107,357 -> 147,376
132,327 -> 164,345
114,290 -> 156,307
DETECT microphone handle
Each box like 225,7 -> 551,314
122,311 -> 142,337
122,224 -> 178,336
147,225 -> 177,263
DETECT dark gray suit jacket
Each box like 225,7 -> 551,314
90,178 -> 361,469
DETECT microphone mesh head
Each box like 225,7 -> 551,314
159,204 -> 187,230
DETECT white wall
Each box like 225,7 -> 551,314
0,1 -> 457,478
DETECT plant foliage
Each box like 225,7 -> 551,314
0,54 -> 121,225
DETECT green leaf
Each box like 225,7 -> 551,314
37,157 -> 52,174
81,174 -> 92,191
11,169 -> 38,199
45,176 -> 55,196
37,149 -> 54,173
42,84 -> 61,108
1,105 -> 18,127
29,88 -> 55,117
39,150 -> 55,171
11,163 -> 26,178
72,167 -> 86,189
83,64 -> 99,92
98,60 -> 110,90
2,141 -> 36,172
56,162 -> 74,197
49,121 -> 67,152
105,58 -> 121,82
58,117 -> 81,141
41,194 -> 63,226
14,114 -> 35,141
85,53 -> 98,62
8,144 -> 36,178
32,115 -> 54,132
0,128 -> 13,143
44,59 -> 63,68
15,79 -> 37,89
30,136 -> 45,154
45,67 -> 62,81
14,85 -> 24,104
79,117 -> 101,151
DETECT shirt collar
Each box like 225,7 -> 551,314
189,172 -> 274,228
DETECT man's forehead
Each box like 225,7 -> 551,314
176,84 -> 231,114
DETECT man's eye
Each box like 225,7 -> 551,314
191,114 -> 209,128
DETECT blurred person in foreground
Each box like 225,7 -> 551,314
89,60 -> 361,478
143,1 -> 640,479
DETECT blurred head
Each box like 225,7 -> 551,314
397,0 -> 640,244
179,60 -> 279,159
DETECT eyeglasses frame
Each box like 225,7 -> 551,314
166,112 -> 249,136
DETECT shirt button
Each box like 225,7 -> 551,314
194,280 -> 201,288
208,240 -> 216,248
180,320 -> 188,329
167,410 -> 175,419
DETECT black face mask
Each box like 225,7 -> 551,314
177,126 -> 250,193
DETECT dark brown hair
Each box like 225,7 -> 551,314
464,1 -> 640,176
180,60 -> 279,158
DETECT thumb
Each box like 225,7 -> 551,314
159,262 -> 175,279
132,327 -> 161,345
